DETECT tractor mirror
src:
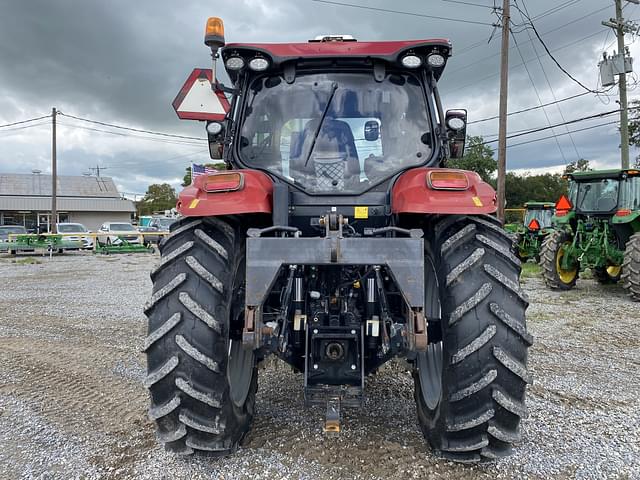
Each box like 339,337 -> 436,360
208,140 -> 223,160
445,109 -> 467,159
364,120 -> 380,141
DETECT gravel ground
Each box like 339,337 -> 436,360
0,252 -> 638,480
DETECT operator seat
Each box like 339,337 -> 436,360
290,118 -> 360,178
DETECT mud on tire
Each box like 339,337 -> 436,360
144,217 -> 257,455
414,215 -> 532,463
622,232 -> 640,301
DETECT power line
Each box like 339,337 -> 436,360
511,29 -> 568,162
56,120 -> 205,147
507,120 -> 619,148
309,0 -> 496,26
0,114 -> 51,129
518,0 -> 581,160
441,0 -> 498,10
57,112 -> 207,141
448,28 -> 608,93
0,121 -> 51,135
448,5 -> 612,75
469,91 -> 591,124
513,0 -> 602,94
481,108 -> 633,145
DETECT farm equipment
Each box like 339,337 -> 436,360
540,169 -> 640,299
0,234 -> 82,255
505,202 -> 555,261
143,18 -> 531,463
94,237 -> 154,255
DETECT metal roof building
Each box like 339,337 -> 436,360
0,173 -> 135,232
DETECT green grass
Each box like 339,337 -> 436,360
12,257 -> 42,265
521,262 -> 541,278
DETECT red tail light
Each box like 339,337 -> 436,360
427,171 -> 469,190
528,219 -> 540,231
204,172 -> 243,192
615,209 -> 632,217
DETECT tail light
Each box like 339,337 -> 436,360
204,172 -> 243,192
615,209 -> 632,217
427,171 -> 469,190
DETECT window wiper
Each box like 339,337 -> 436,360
304,82 -> 338,168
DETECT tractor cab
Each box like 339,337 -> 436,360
523,201 -> 555,231
541,168 -> 640,292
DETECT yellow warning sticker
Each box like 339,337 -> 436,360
354,206 -> 369,219
472,196 -> 483,207
189,199 -> 200,209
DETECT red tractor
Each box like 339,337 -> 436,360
144,17 -> 531,463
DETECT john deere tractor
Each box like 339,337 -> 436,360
540,169 -> 640,299
143,17 -> 531,463
505,202 -> 555,261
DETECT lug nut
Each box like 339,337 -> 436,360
313,364 -> 318,370
313,329 -> 318,334
351,364 -> 357,370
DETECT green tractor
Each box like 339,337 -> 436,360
539,168 -> 640,300
505,202 -> 555,261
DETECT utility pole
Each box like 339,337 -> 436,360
603,0 -> 639,169
88,165 -> 108,177
497,0 -> 510,223
51,107 -> 57,234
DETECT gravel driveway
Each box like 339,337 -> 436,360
0,253 -> 638,479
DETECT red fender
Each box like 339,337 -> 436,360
177,169 -> 273,217
392,167 -> 497,215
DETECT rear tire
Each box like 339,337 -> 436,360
622,233 -> 640,301
144,217 -> 257,455
540,230 -> 579,290
414,215 -> 531,463
593,266 -> 622,284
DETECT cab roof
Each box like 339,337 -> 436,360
221,39 -> 452,82
524,201 -> 555,208
565,168 -> 640,181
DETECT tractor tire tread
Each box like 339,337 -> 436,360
414,214 -> 530,464
145,216 -> 257,455
622,232 -> 640,301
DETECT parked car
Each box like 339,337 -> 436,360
96,222 -> 141,246
139,217 -> 177,244
56,223 -> 94,249
0,225 -> 31,254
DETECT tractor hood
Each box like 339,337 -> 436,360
220,39 -> 452,83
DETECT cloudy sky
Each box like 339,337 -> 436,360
1,0 -> 638,197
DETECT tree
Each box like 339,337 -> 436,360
182,162 -> 226,186
504,172 -> 568,208
139,183 -> 177,216
447,135 -> 497,183
564,158 -> 591,174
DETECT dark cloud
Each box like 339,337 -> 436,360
0,0 -> 637,194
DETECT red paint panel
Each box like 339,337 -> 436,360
224,39 -> 451,58
172,68 -> 231,121
177,170 -> 273,217
392,168 -> 497,215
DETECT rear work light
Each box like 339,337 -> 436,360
204,172 -> 243,192
427,171 -> 469,190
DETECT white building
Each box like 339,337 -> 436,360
0,173 -> 135,232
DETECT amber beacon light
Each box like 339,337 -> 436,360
205,17 -> 225,50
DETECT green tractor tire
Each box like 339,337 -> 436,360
622,233 -> 640,301
540,231 -> 579,290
